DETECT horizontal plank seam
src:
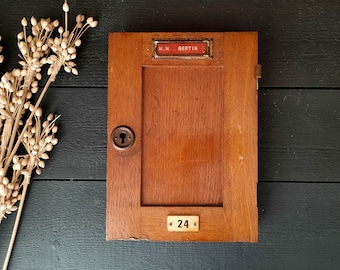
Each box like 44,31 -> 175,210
260,87 -> 340,90
33,86 -> 340,91
44,86 -> 107,90
259,148 -> 340,151
258,181 -> 340,184
37,86 -> 340,90
31,179 -> 340,184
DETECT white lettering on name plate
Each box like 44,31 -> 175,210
178,45 -> 199,51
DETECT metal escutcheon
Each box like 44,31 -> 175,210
111,126 -> 135,150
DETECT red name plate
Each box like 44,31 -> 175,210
154,40 -> 211,58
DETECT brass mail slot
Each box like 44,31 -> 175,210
153,39 -> 212,59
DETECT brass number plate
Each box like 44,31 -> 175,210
167,216 -> 199,232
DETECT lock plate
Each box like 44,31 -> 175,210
111,126 -> 135,149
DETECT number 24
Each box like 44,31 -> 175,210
178,219 -> 189,228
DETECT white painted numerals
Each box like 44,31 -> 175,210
167,216 -> 199,232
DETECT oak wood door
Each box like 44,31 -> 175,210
107,32 -> 258,242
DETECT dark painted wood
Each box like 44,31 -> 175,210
259,89 -> 340,182
32,88 -> 340,183
0,0 -> 339,88
1,182 -> 339,269
36,87 -> 107,180
0,0 -> 339,269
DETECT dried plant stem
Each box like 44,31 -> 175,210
5,71 -> 35,161
4,66 -> 60,173
2,174 -> 30,270
0,3 -> 98,268
3,153 -> 34,270
2,69 -> 60,269
0,119 -> 13,163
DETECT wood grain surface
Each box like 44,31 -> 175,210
0,0 -> 339,269
107,33 -> 142,240
107,32 -> 258,242
142,65 -> 224,206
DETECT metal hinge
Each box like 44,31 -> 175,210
256,64 -> 262,90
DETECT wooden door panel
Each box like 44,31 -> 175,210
142,66 -> 223,206
107,32 -> 258,242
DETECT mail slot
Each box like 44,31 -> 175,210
153,40 -> 211,58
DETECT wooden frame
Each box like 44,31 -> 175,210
107,32 -> 258,242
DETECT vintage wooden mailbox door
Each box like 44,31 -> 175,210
107,32 -> 258,242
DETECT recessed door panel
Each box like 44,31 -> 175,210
142,66 -> 223,206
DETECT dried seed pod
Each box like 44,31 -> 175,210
75,39 -> 81,47
39,139 -> 45,146
40,153 -> 49,160
42,121 -> 49,128
52,126 -> 58,133
90,21 -> 98,28
53,20 -> 59,27
71,68 -> 78,75
45,136 -> 52,143
12,190 -> 19,198
20,69 -> 27,77
1,175 -> 8,182
35,107 -> 43,117
13,162 -> 21,171
35,167 -> 41,175
86,17 -> 94,24
21,17 -> 28,27
42,44 -> 49,51
31,16 -> 37,26
38,160 -> 45,168
21,158 -> 28,166
13,155 -> 19,164
45,143 -> 53,151
64,66 -> 71,73
33,144 -> 40,151
62,1 -> 70,12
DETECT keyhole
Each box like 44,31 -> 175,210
112,126 -> 135,150
120,132 -> 127,144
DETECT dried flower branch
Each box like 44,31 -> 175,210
0,1 -> 97,269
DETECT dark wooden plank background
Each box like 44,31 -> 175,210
0,0 -> 339,269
